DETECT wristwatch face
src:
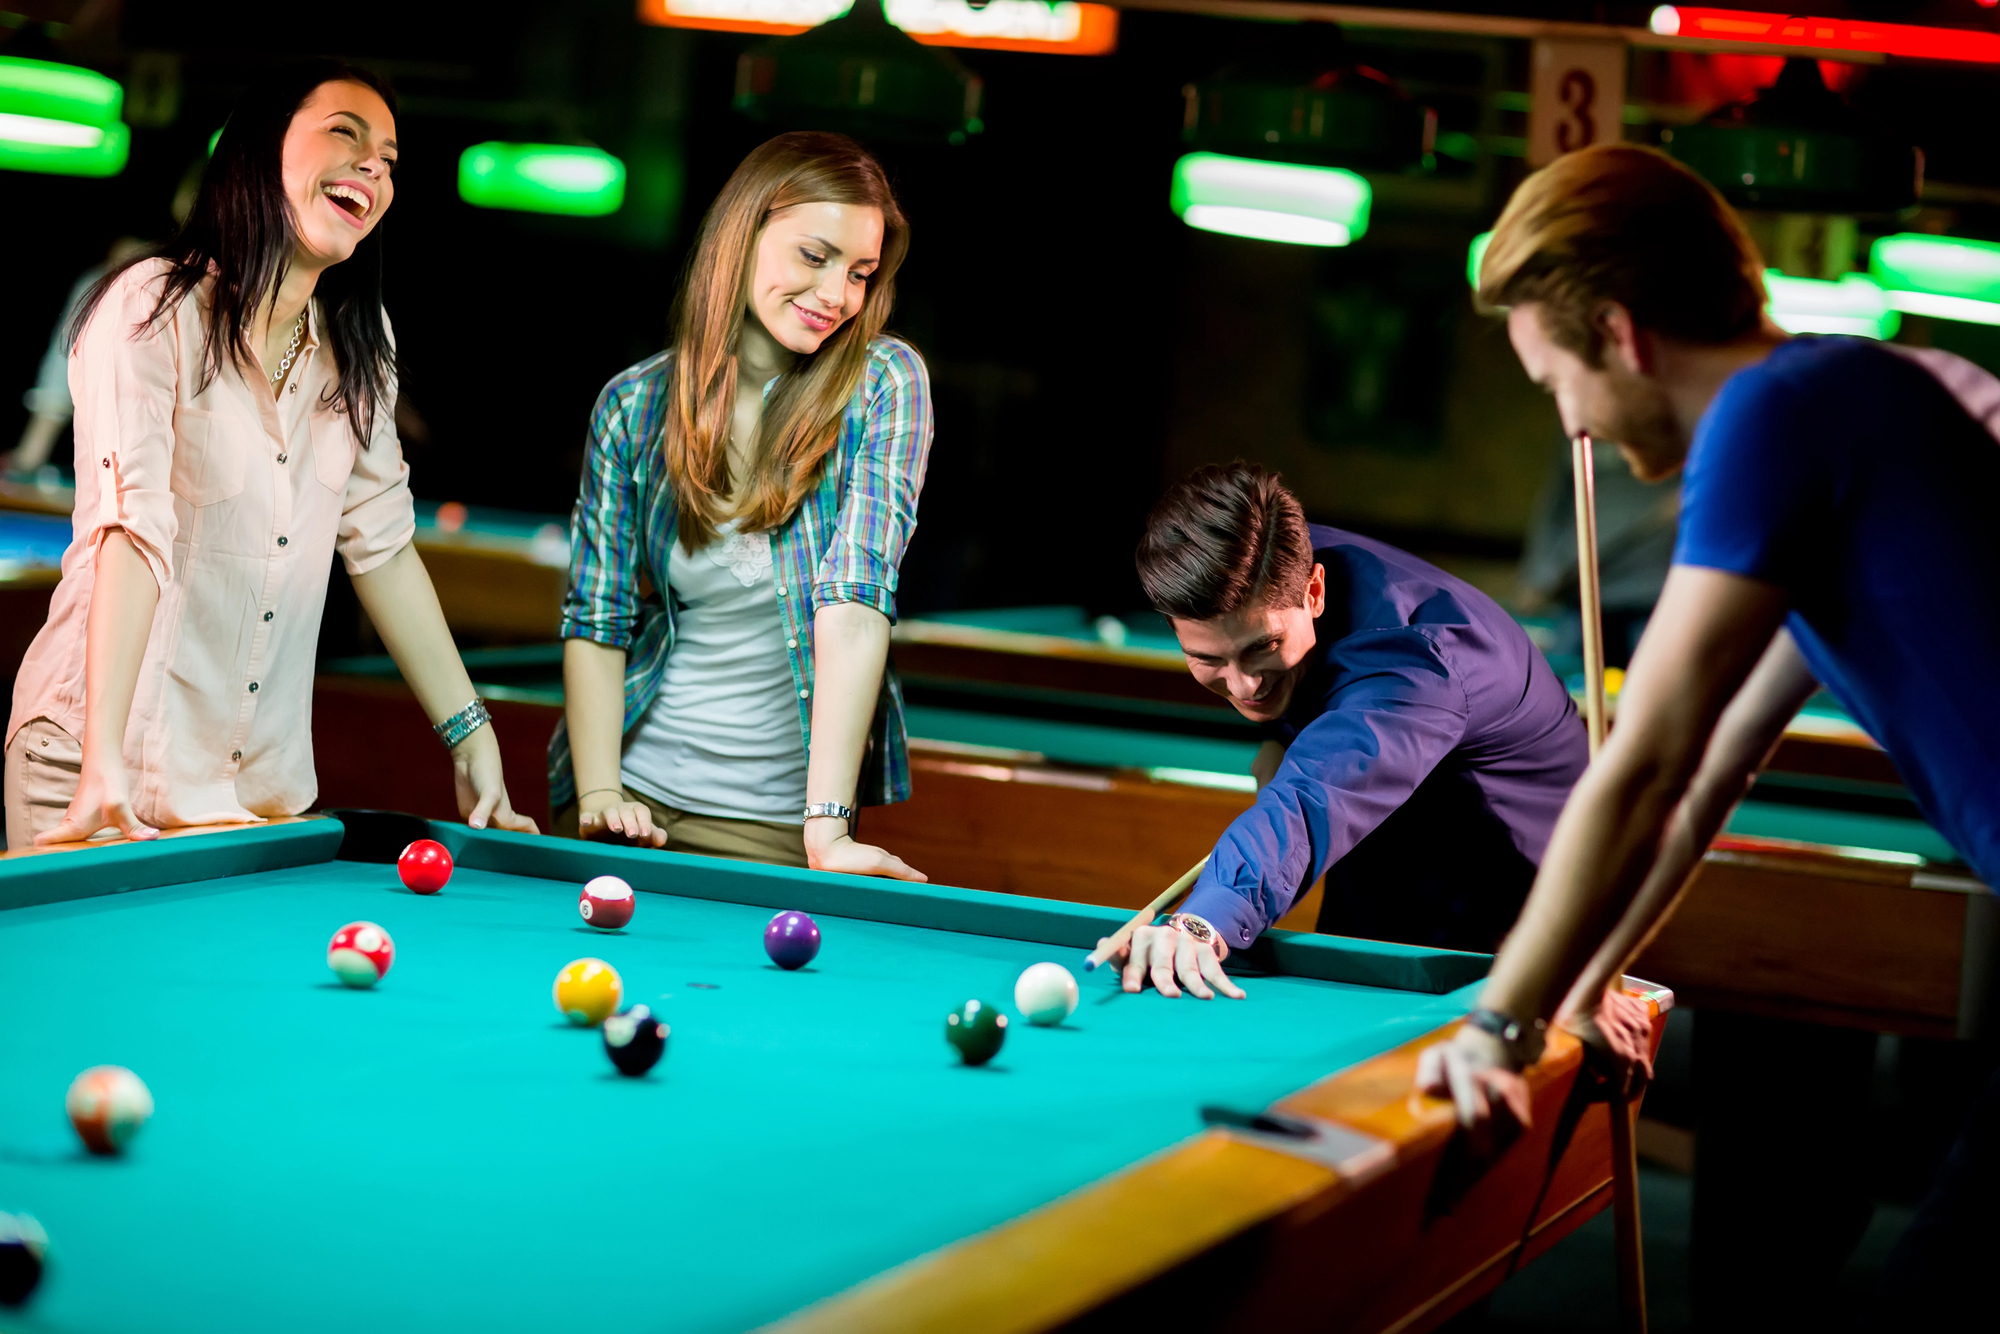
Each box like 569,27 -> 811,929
1172,914 -> 1214,943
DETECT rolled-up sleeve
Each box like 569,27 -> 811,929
559,380 -> 643,649
71,270 -> 178,589
1181,630 -> 1472,951
335,319 -> 415,576
813,341 -> 932,619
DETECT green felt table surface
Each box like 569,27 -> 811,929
0,824 -> 1485,1334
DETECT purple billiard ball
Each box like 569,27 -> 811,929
764,910 -> 821,970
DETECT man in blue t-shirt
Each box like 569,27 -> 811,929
1417,143 -> 2000,1320
1097,462 -> 1587,996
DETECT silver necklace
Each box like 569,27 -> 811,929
269,311 -> 305,388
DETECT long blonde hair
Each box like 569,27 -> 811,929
665,132 -> 910,547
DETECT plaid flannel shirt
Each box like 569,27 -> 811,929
547,337 -> 933,810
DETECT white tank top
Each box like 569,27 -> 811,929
619,520 -> 807,823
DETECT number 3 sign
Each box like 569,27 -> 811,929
1528,39 -> 1628,168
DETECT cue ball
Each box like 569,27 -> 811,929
1014,962 -> 1079,1026
397,840 -> 452,894
579,875 -> 635,929
65,1066 -> 153,1156
602,1004 -> 670,1076
328,921 -> 395,988
945,999 -> 1008,1066
0,1212 -> 48,1308
764,910 -> 820,970
554,957 -> 623,1026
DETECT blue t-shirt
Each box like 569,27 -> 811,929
1181,526 -> 1588,954
1676,336 -> 2000,886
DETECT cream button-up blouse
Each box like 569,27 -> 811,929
6,258 -> 416,828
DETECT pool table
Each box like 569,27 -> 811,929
0,510 -> 70,715
310,644 -> 1993,1037
0,818 -> 1668,1333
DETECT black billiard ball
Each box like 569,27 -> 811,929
945,999 -> 1007,1066
603,1005 -> 669,1077
0,1211 -> 47,1308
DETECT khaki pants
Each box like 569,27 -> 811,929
553,787 -> 809,869
3,716 -> 83,851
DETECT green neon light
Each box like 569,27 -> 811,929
1169,152 -> 1370,248
1869,233 -> 2000,325
1467,231 -> 1492,290
0,56 -> 122,127
459,142 -> 627,217
1763,271 -> 1899,340
0,115 -> 129,177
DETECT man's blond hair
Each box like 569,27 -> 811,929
1478,144 -> 1767,365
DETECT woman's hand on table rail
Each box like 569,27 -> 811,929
1415,1026 -> 1532,1155
451,728 -> 538,834
36,755 -> 157,846
578,789 -> 667,848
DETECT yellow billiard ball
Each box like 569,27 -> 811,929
553,957 -> 623,1027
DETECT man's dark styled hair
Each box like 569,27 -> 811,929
1136,463 -> 1314,621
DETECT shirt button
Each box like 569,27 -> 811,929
263,611 -> 273,622
786,639 -> 797,649
277,536 -> 288,547
778,586 -> 788,597
277,453 -> 288,464
248,682 -> 259,693
232,750 -> 242,761
799,688 -> 810,699
290,382 -> 298,394
101,457 -> 110,468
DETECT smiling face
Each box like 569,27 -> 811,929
745,201 -> 884,356
1171,565 -> 1327,724
280,80 -> 397,269
1507,302 -> 1685,482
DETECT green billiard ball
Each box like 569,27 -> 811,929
945,999 -> 1008,1066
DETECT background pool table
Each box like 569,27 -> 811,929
0,818 -> 1665,1333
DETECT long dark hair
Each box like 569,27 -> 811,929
72,59 -> 399,442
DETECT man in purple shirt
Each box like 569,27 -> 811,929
1099,463 -> 1588,999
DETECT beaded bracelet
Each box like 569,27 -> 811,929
433,697 -> 492,750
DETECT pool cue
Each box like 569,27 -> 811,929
1080,856 -> 1210,973
1573,431 -> 1648,1334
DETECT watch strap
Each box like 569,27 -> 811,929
802,801 -> 854,824
1465,1007 -> 1548,1067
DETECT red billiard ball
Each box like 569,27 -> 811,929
328,921 -> 394,987
398,840 -> 452,895
579,875 -> 634,930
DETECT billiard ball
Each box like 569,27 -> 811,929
327,922 -> 394,988
944,999 -> 1007,1066
579,875 -> 634,929
554,957 -> 623,1026
1014,962 -> 1079,1026
398,839 -> 452,894
602,1004 -> 669,1076
0,1211 -> 48,1307
65,1066 -> 153,1156
764,910 -> 820,970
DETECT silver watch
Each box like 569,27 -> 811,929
802,801 -> 854,825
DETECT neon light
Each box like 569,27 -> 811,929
458,143 -> 627,217
1467,230 -> 1492,289
1870,234 -> 2000,326
0,114 -> 129,177
1870,233 -> 2000,301
0,56 -> 122,127
1763,271 -> 1899,339
1649,7 -> 2000,65
636,0 -> 1118,55
1170,153 -> 1370,248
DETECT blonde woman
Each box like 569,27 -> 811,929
552,132 -> 931,879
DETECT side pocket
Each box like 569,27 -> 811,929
167,407 -> 247,506
311,405 -> 359,495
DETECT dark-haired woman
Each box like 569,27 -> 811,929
3,62 -> 536,846
553,132 -> 930,879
